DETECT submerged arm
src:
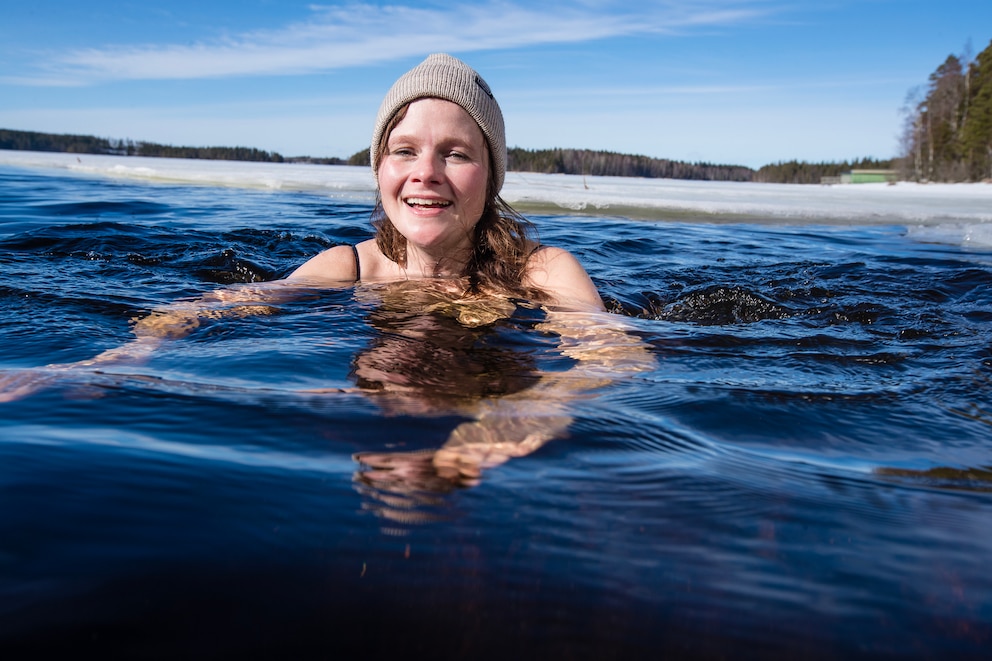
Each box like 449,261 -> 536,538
0,279 -> 329,402
84,280 -> 314,364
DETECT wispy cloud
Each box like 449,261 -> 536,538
8,1 -> 776,86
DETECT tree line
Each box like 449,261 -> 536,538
900,38 -> 992,182
753,157 -> 894,184
0,127 -> 906,185
504,147 -> 753,181
0,128 -> 286,163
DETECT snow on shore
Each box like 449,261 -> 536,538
3,150 -> 991,236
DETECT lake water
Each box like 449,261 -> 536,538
2,151 -> 992,658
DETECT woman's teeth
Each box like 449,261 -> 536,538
405,198 -> 451,208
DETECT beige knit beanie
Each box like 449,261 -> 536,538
370,53 -> 507,191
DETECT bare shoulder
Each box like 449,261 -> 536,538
287,244 -> 359,282
525,245 -> 605,311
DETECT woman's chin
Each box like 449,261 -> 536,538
401,225 -> 471,254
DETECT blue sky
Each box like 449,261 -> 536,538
1,1 -> 989,168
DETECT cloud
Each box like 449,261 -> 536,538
8,1 -> 775,86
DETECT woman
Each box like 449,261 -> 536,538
287,54 -> 627,497
0,54 -> 652,497
288,53 -> 605,312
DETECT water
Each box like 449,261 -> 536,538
2,153 -> 992,658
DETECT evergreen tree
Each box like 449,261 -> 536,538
902,38 -> 992,181
961,40 -> 992,180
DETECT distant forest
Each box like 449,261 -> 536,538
0,127 -> 914,185
2,127 -> 851,184
1,128 -> 757,181
753,157 -> 895,184
900,37 -> 992,182
504,147 -> 753,181
0,128 -> 316,164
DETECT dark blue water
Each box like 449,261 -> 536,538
2,163 -> 992,659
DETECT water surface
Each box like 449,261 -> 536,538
1,158 -> 992,658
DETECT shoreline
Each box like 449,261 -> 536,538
3,149 -> 992,229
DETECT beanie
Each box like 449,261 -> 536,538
370,53 -> 507,191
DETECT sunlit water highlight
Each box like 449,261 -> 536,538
2,152 -> 992,658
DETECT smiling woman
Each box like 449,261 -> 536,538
290,53 -> 604,310
374,99 -> 491,270
285,53 -> 627,484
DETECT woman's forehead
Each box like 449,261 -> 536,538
388,98 -> 486,144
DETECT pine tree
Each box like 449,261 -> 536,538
902,38 -> 992,182
961,40 -> 992,180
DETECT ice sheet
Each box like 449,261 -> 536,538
3,150 -> 991,240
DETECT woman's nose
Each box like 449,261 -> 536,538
412,154 -> 444,183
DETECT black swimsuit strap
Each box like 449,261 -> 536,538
351,244 -> 361,281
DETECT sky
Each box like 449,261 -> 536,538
1,1 -> 990,169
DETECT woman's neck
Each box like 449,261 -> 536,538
403,244 -> 472,279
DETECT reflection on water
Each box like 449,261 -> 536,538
876,464 -> 992,492
347,281 -> 651,525
350,281 -> 538,409
349,282 -> 545,523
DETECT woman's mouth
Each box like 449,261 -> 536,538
405,197 -> 452,209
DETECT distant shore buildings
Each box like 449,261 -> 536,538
821,169 -> 899,185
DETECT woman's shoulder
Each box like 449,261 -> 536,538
526,244 -> 571,263
287,243 -> 361,282
524,245 -> 605,311
524,245 -> 588,282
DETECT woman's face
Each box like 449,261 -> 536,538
377,98 -> 490,257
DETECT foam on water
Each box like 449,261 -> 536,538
906,221 -> 992,251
